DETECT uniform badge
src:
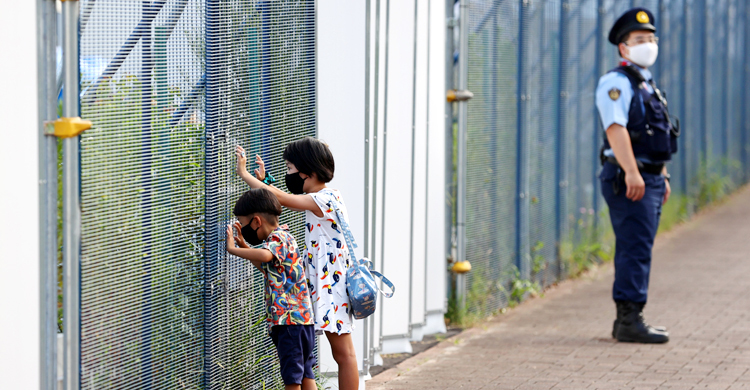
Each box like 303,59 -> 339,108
608,87 -> 621,101
636,11 -> 649,24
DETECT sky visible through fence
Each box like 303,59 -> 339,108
461,0 -> 749,319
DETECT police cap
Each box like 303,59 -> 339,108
608,8 -> 656,45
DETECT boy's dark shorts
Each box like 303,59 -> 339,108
270,324 -> 316,385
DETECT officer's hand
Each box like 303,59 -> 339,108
625,171 -> 645,201
663,178 -> 671,205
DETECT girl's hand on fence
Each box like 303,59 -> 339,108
233,221 -> 249,248
226,224 -> 235,251
236,145 -> 247,175
254,154 -> 266,181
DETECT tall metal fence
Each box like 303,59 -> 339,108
76,0 -> 315,388
461,0 -> 750,318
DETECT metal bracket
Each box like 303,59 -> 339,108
446,17 -> 457,28
44,117 -> 92,139
446,89 -> 474,103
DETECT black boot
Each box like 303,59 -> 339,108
613,301 -> 667,338
612,301 -> 625,338
615,301 -> 669,343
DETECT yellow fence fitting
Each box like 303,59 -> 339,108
446,89 -> 474,103
45,117 -> 92,139
451,261 -> 472,274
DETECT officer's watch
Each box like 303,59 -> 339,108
663,173 -> 671,182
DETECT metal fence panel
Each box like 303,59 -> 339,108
460,0 -> 750,320
525,0 -> 560,287
465,0 -> 520,316
78,0 -> 315,388
204,1 -> 315,388
79,0 -> 206,388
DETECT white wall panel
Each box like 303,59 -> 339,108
408,0 -> 430,339
379,0 -> 416,340
425,0 -> 448,322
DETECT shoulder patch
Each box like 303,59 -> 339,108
608,87 -> 621,101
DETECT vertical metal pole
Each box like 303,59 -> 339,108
369,0 -> 381,362
456,0 -> 469,303
203,0 -> 219,385
363,0 -> 372,374
722,1 -> 729,170
700,0 -> 708,167
139,1 -> 154,388
444,0 -> 455,312
62,1 -> 81,389
378,0 -> 391,350
490,11 -> 498,282
408,0 -> 419,332
680,0 -> 688,195
592,0 -> 603,229
423,0 -> 432,322
743,0 -> 749,182
39,0 -> 59,389
555,1 -> 567,277
514,0 -> 526,276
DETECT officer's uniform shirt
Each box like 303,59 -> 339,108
596,59 -> 659,163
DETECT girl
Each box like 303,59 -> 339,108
235,138 -> 358,390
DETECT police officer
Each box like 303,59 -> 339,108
596,8 -> 679,344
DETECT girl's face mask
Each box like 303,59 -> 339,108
285,172 -> 307,195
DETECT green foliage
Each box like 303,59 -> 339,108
499,266 -> 541,308
530,241 -> 546,275
694,157 -> 741,208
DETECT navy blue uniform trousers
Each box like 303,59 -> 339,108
600,162 -> 666,303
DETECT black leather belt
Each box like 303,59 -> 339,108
605,157 -> 664,175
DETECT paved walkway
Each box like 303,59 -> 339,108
367,186 -> 750,390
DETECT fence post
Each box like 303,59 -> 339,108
61,0 -> 82,389
592,0 -> 603,229
680,0 -> 688,195
40,0 -> 59,388
444,0 -> 456,316
555,1 -> 568,278
515,0 -> 529,279
139,1 -> 155,387
738,1 -> 750,183
456,0 -> 469,304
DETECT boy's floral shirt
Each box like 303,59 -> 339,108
261,227 -> 314,330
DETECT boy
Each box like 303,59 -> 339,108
226,188 -> 317,390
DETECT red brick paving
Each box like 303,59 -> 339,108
367,186 -> 750,390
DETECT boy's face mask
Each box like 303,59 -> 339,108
241,217 -> 264,246
285,172 -> 307,195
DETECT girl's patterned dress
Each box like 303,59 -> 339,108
304,188 -> 353,335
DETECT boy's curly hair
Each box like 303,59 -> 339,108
282,137 -> 335,183
233,188 -> 282,223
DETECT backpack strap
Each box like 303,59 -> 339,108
330,196 -> 396,297
370,270 -> 395,298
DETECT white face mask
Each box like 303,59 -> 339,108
626,42 -> 659,68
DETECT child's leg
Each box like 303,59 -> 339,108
324,332 -> 358,390
301,377 -> 316,390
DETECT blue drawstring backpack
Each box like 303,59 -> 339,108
331,201 -> 394,320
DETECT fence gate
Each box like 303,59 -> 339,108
77,0 -> 315,388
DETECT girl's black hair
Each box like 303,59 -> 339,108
233,188 -> 282,223
282,137 -> 335,183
